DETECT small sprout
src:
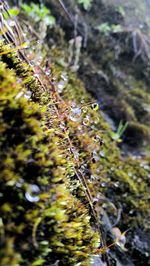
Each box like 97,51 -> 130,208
96,23 -> 123,35
76,0 -> 93,10
111,227 -> 128,251
21,3 -> 55,27
110,120 -> 128,142
96,23 -> 111,34
117,6 -> 126,17
8,8 -> 20,17
95,228 -> 128,254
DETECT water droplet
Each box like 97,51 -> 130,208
128,172 -> 132,177
91,125 -> 96,130
16,179 -> 24,188
94,117 -> 100,124
137,178 -> 142,183
69,107 -> 82,122
59,122 -> 66,130
93,135 -> 98,141
37,40 -> 42,45
15,91 -> 24,99
99,151 -> 105,157
45,70 -> 51,76
22,42 -> 30,49
70,146 -> 79,159
90,175 -> 96,181
83,115 -> 90,126
77,126 -> 82,131
37,60 -> 42,66
92,151 -> 100,162
61,72 -> 68,82
8,20 -> 16,27
132,175 -> 136,180
129,209 -> 134,215
101,182 -> 106,187
93,135 -> 104,145
91,103 -> 99,111
81,164 -> 87,170
96,168 -> 101,174
82,106 -> 88,113
23,33 -> 27,38
25,184 -> 40,203
114,182 -> 119,188
34,56 -> 42,66
24,90 -> 32,100
33,73 -> 39,78
71,102 -> 76,108
57,80 -> 66,93
29,60 -> 35,66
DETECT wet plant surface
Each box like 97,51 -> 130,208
0,1 -> 150,265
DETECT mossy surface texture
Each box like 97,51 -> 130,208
0,43 -> 99,265
0,1 -> 150,265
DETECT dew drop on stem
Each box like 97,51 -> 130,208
61,72 -> 68,82
57,80 -> 66,93
25,184 -> 40,203
8,20 -> 16,27
83,115 -> 90,126
69,107 -> 82,122
82,106 -> 88,113
91,103 -> 99,111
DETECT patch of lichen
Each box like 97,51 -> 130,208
0,54 -> 99,265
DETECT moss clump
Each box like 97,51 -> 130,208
0,55 -> 99,265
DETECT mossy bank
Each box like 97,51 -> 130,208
0,1 -> 150,265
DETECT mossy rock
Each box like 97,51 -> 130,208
1,2 -> 150,264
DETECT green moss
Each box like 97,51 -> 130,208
0,54 -> 99,265
0,10 -> 150,265
49,44 -> 150,229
